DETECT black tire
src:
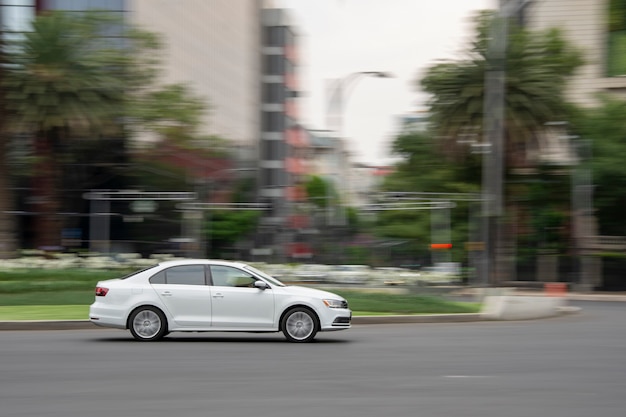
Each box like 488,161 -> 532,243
128,306 -> 167,341
281,307 -> 319,343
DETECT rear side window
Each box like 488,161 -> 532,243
149,265 -> 207,286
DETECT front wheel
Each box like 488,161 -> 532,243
281,307 -> 319,343
129,306 -> 167,341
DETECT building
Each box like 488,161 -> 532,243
0,0 -> 310,259
129,0 -> 262,163
257,7 -> 311,260
526,0 -> 626,107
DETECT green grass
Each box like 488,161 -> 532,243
0,305 -> 89,320
0,290 -> 96,306
0,268 -> 480,320
332,290 -> 480,315
0,269 -> 125,295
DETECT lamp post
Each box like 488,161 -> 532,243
325,71 -> 393,137
480,0 -> 533,287
324,71 -> 393,227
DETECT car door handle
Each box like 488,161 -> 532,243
161,291 -> 173,297
213,293 -> 224,298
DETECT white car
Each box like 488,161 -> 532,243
89,259 -> 352,343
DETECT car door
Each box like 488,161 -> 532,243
149,264 -> 212,327
209,265 -> 275,329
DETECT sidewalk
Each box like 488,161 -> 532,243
0,289 -> 622,331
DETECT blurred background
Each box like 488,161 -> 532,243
0,0 -> 625,291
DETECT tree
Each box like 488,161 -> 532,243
1,12 -> 151,249
420,10 -> 583,170
377,130 -> 481,262
304,175 -> 336,210
130,83 -> 209,145
573,96 -> 626,236
1,11 -> 213,251
416,11 -> 584,277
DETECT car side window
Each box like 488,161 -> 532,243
149,265 -> 206,286
210,265 -> 257,288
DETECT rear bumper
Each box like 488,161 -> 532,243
89,303 -> 128,329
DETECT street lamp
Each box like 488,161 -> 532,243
325,71 -> 393,136
324,71 -> 393,226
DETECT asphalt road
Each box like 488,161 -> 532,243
1,301 -> 624,417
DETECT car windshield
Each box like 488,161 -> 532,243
243,265 -> 286,287
121,265 -> 158,280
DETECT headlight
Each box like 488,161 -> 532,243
323,299 -> 346,309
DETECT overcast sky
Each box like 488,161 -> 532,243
277,0 -> 495,165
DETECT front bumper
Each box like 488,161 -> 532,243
319,309 -> 352,331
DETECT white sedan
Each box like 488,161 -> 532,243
89,259 -> 352,343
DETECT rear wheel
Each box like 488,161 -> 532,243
129,306 -> 167,341
281,307 -> 318,343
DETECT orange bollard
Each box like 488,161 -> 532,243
545,282 -> 567,297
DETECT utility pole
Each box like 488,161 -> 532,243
480,0 -> 532,287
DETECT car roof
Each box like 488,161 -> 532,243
157,259 -> 248,268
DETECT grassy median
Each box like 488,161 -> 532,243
0,269 -> 480,320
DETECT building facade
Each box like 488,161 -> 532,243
1,0 -> 310,259
258,8 -> 310,260
526,0 -> 626,106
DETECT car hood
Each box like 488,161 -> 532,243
281,285 -> 345,300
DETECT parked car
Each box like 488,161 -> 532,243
89,259 -> 352,343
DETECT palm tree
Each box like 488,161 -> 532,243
418,11 -> 584,283
420,10 -> 583,169
1,11 -> 160,249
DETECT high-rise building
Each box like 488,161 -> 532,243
0,0 -> 310,259
258,7 -> 310,260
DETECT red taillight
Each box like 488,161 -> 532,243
95,287 -> 109,297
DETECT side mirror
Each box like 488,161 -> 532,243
254,280 -> 270,290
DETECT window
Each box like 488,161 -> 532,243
264,55 -> 285,75
262,111 -> 285,132
263,83 -> 286,103
264,26 -> 285,47
1,2 -> 34,33
261,139 -> 287,160
149,265 -> 206,286
149,271 -> 166,284
260,167 -> 288,188
608,0 -> 626,76
210,266 -> 257,288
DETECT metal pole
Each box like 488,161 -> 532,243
325,71 -> 393,136
481,4 -> 508,287
480,0 -> 531,287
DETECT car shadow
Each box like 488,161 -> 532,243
90,334 -> 351,344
